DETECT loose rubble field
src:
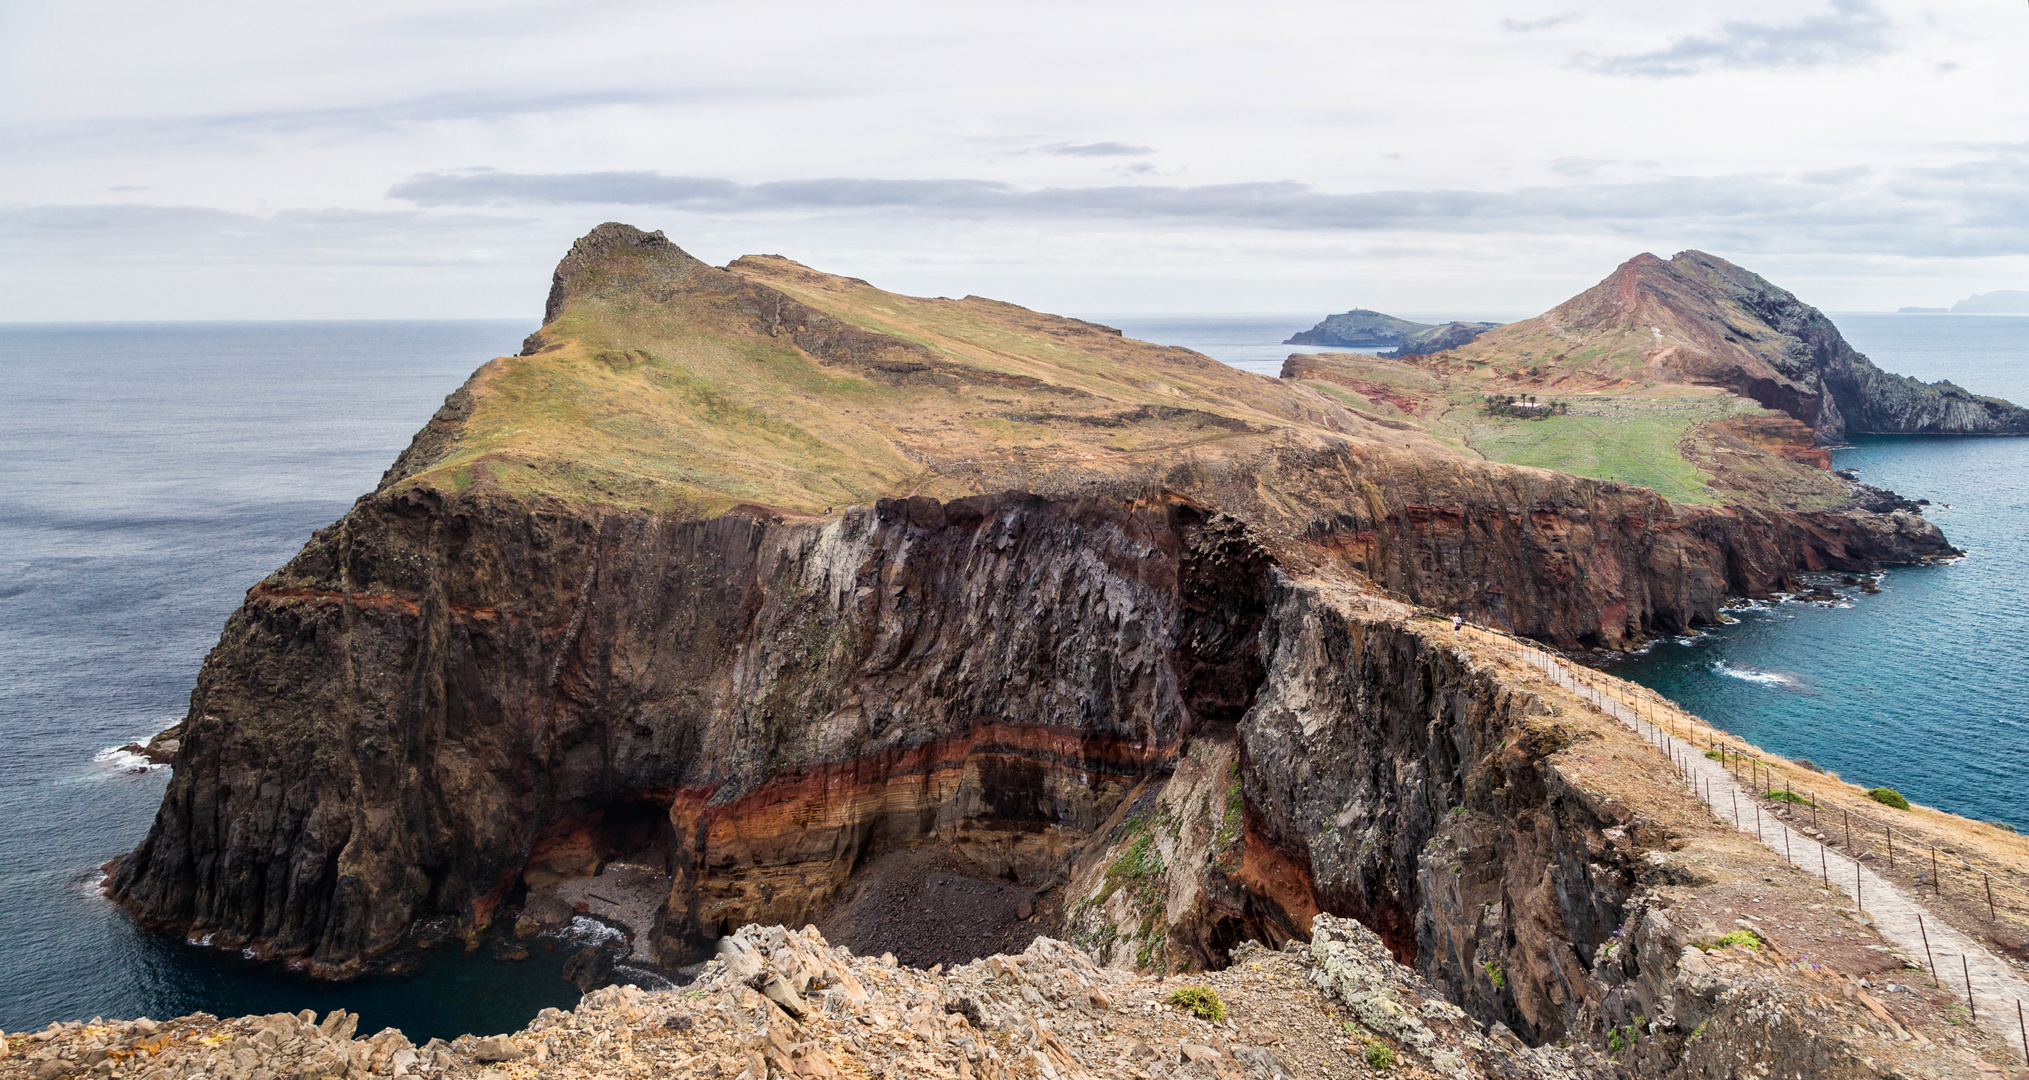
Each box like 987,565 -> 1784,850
3,917 -> 1602,1080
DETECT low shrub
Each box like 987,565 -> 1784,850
1164,985 -> 1226,1022
1364,1042 -> 1396,1070
1867,787 -> 1911,810
1766,788 -> 1814,807
1703,929 -> 1763,951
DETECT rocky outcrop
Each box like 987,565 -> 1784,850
1390,321 -> 1501,358
109,492 -> 1255,976
1502,250 -> 2029,442
98,226 -> 1990,1080
1284,309 -> 1432,347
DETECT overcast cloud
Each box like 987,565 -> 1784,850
2,0 -> 2026,319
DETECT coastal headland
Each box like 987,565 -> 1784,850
64,224 -> 2029,1076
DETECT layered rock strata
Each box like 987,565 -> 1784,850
100,225 -> 1985,1075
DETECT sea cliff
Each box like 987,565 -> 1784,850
94,226 -> 2006,1076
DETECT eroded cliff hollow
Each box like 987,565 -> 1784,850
107,225 -> 1972,1073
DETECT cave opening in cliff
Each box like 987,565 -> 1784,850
522,793 -> 678,892
594,797 -> 678,871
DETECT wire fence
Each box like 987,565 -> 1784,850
1459,624 -> 2029,1061
1531,642 -> 2029,927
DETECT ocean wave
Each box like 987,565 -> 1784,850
550,915 -> 628,949
91,742 -> 168,774
612,964 -> 678,991
1712,661 -> 1808,691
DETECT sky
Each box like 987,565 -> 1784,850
3,0 -> 2027,321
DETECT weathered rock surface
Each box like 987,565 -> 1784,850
94,225 -> 2001,1077
12,917 -> 2014,1080
1464,250 -> 2029,442
1285,308 -> 1434,348
1389,321 -> 1502,358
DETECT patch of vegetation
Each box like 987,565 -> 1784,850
1213,758 -> 1244,861
1480,394 -> 1569,420
1766,788 -> 1815,807
1867,787 -> 1911,810
1704,748 -> 1724,761
1698,929 -> 1764,952
1606,1015 -> 1647,1054
1482,960 -> 1506,988
1099,816 -> 1165,904
1462,398 -> 1723,505
1364,1042 -> 1396,1070
1164,986 -> 1226,1022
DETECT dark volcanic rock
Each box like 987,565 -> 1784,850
102,224 -> 1967,999
561,946 -> 614,992
1549,251 -> 2029,442
1389,320 -> 1502,358
1285,309 -> 1432,347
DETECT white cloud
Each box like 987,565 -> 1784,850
1,0 -> 2027,318
1578,0 -> 1894,77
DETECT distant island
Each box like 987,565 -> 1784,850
1285,308 -> 1502,357
1953,290 -> 2029,313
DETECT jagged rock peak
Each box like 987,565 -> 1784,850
541,222 -> 709,326
1510,248 -> 2029,441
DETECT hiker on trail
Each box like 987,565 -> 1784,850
1452,614 -> 1463,631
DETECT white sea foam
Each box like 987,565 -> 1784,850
91,745 -> 165,773
612,964 -> 678,991
552,915 -> 628,948
1712,661 -> 1806,690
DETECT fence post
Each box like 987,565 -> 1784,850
1886,826 -> 1892,869
1935,845 -> 1942,895
1821,843 -> 1829,888
1918,914 -> 1937,981
1990,874 -> 1998,921
1965,955 -> 1977,1021
1845,808 -> 1851,851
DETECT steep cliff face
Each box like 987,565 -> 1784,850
1238,583 -> 1626,1043
112,490 -> 1266,974
1389,320 -> 1501,358
107,225 -> 1971,1074
1459,250 -> 2029,443
1284,309 -> 1431,347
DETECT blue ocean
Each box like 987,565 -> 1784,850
1,311 -> 2023,1037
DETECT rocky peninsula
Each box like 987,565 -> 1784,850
77,226 -> 2029,1077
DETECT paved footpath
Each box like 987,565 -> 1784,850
1505,641 -> 2029,1058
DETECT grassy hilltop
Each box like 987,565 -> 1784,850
382,226 -> 1460,517
386,227 -> 1864,524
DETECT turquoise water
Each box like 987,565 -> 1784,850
0,322 -> 591,1039
1599,313 -> 2029,831
1116,311 -> 2029,830
2,311 -> 2022,1035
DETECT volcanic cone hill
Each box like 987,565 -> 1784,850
1286,250 -> 2029,511
103,225 -> 2001,1075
